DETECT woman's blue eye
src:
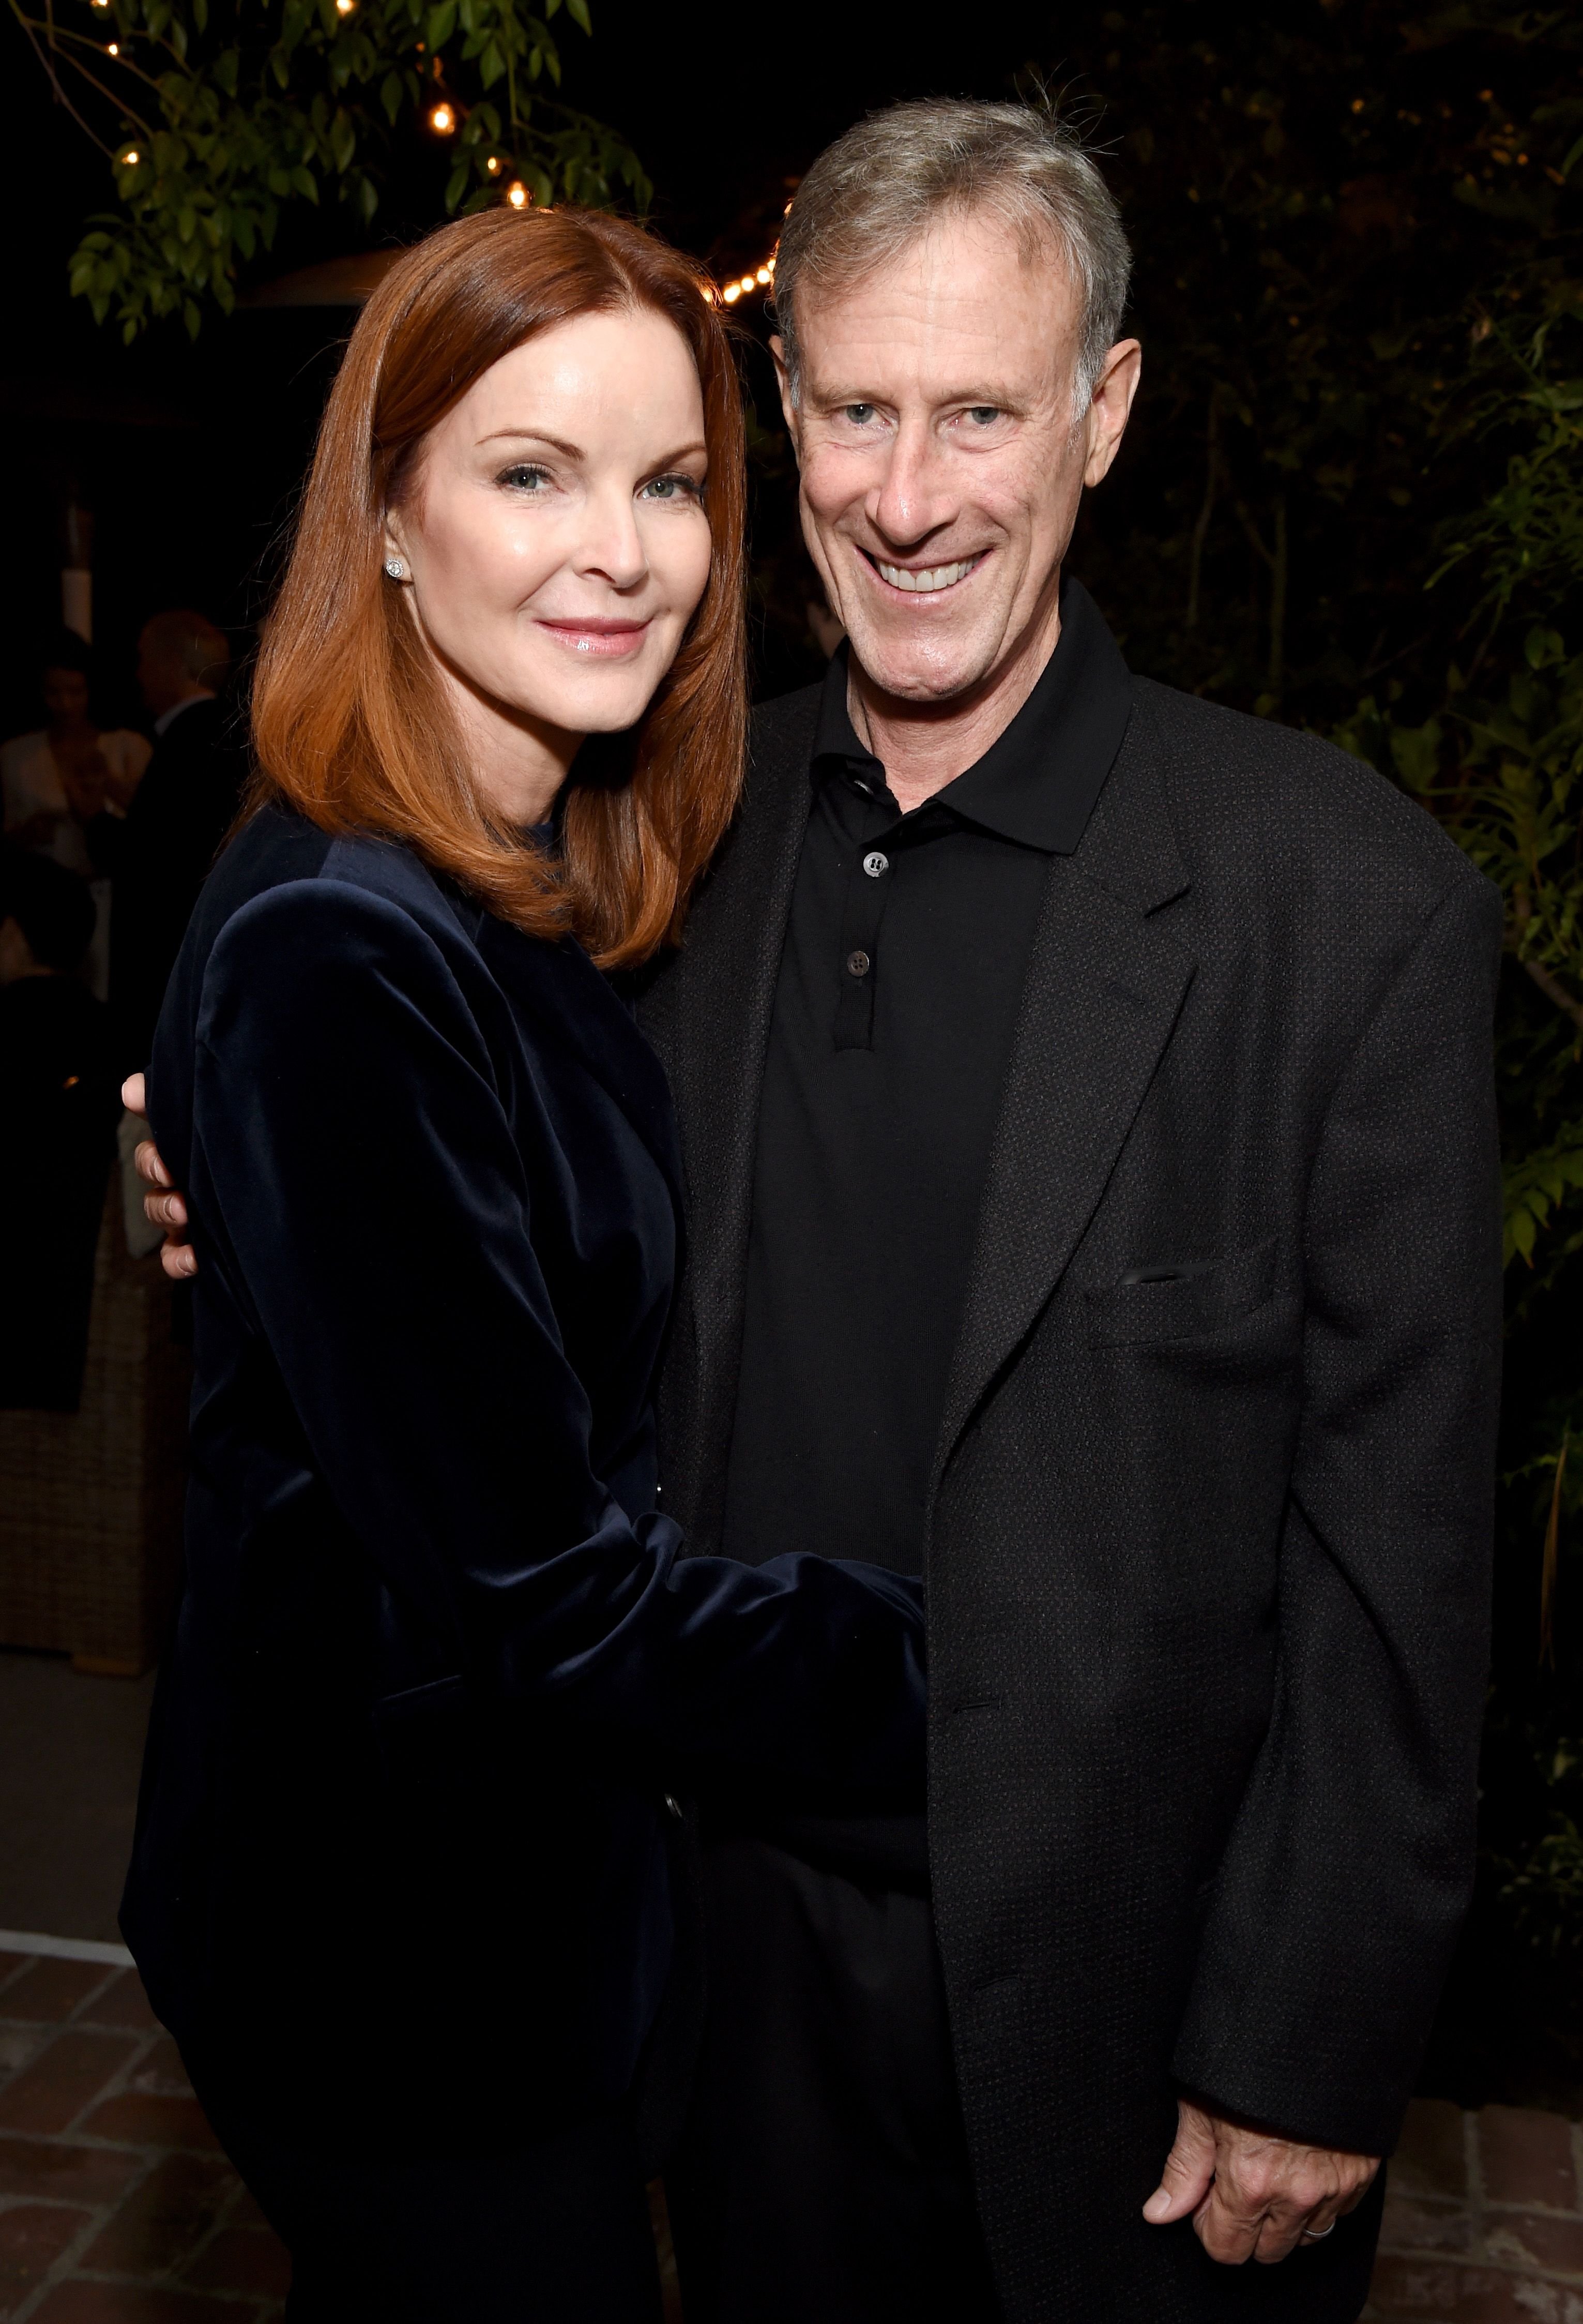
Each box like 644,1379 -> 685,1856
642,474 -> 701,501
500,464 -> 550,491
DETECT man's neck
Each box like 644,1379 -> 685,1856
845,583 -> 1063,815
154,687 -> 215,737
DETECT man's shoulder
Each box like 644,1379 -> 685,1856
749,683 -> 825,774
1132,675 -> 1490,910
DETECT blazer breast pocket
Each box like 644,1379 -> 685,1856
1084,1238 -> 1279,1348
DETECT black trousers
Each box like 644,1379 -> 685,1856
667,1834 -> 1001,2324
186,2061 -> 663,2324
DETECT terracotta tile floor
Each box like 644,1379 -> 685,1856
0,1945 -> 687,2322
1,1941 -> 1573,2322
1364,2096 -> 1583,2322
0,1947 -> 286,2322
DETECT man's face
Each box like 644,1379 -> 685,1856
779,207 -> 1139,709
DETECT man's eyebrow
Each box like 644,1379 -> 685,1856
811,385 -> 1022,411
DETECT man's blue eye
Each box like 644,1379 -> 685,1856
966,407 -> 1002,426
843,404 -> 876,425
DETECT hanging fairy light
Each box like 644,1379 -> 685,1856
718,252 -> 776,306
485,154 -> 502,175
429,101 -> 456,134
121,146 -> 141,164
506,179 -> 529,209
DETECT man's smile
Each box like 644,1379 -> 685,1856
859,548 -> 989,596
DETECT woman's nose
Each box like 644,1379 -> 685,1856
577,490 -> 648,591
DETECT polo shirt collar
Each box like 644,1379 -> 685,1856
810,576 -> 1133,855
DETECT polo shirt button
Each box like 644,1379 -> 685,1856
846,949 -> 871,978
863,851 -> 889,878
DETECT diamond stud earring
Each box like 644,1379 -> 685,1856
384,557 -> 406,580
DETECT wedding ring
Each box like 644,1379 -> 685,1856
1302,2222 -> 1336,2240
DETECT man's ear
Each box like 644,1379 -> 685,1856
769,336 -> 800,448
1083,339 -> 1143,490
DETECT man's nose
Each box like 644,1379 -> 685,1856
867,415 -> 957,548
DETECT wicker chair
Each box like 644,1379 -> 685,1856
0,1164 -> 190,1675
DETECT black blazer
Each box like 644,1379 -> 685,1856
89,695 -> 248,1070
122,804 -> 925,2152
638,674 -> 1503,2324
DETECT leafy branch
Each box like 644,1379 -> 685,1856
9,0 -> 649,337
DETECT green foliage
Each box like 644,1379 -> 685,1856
11,0 -> 648,336
1499,1794 -> 1583,1960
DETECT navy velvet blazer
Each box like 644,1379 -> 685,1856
121,804 -> 925,2151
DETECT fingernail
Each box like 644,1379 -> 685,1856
1143,2191 -> 1171,2223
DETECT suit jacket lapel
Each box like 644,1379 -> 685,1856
643,694 -> 817,1548
932,695 -> 1195,1490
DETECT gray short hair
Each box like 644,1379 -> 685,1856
772,98 -> 1132,416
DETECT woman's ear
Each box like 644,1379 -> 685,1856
382,514 -> 412,582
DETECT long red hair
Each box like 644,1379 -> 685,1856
250,207 -> 746,969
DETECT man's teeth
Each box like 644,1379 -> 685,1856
875,557 -> 978,593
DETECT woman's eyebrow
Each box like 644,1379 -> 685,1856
478,428 -> 585,456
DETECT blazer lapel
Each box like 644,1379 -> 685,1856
644,695 -> 818,1547
932,697 -> 1195,1487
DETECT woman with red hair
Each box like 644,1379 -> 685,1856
121,207 -> 924,2320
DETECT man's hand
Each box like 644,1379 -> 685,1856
1143,2096 -> 1378,2264
121,1074 -> 197,1279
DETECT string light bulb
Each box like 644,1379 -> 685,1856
106,39 -> 119,52
336,0 -> 356,15
715,247 -> 778,305
121,147 -> 140,164
485,154 -> 501,174
506,179 -> 529,209
429,101 -> 455,134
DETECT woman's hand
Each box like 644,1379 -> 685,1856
122,1073 -> 197,1278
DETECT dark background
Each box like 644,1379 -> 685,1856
0,0 -> 1107,735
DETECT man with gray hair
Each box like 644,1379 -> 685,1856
641,97 -> 1500,2323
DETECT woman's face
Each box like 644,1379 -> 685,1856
387,306 -> 712,804
42,668 -> 90,725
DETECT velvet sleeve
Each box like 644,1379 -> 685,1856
188,878 -> 925,1801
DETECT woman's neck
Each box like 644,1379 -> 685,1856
438,657 -> 578,830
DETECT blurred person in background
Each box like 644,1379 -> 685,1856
0,844 -> 121,1408
86,609 -> 246,1072
1,629 -> 151,999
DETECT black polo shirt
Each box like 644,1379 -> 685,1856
721,580 -> 1134,1600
